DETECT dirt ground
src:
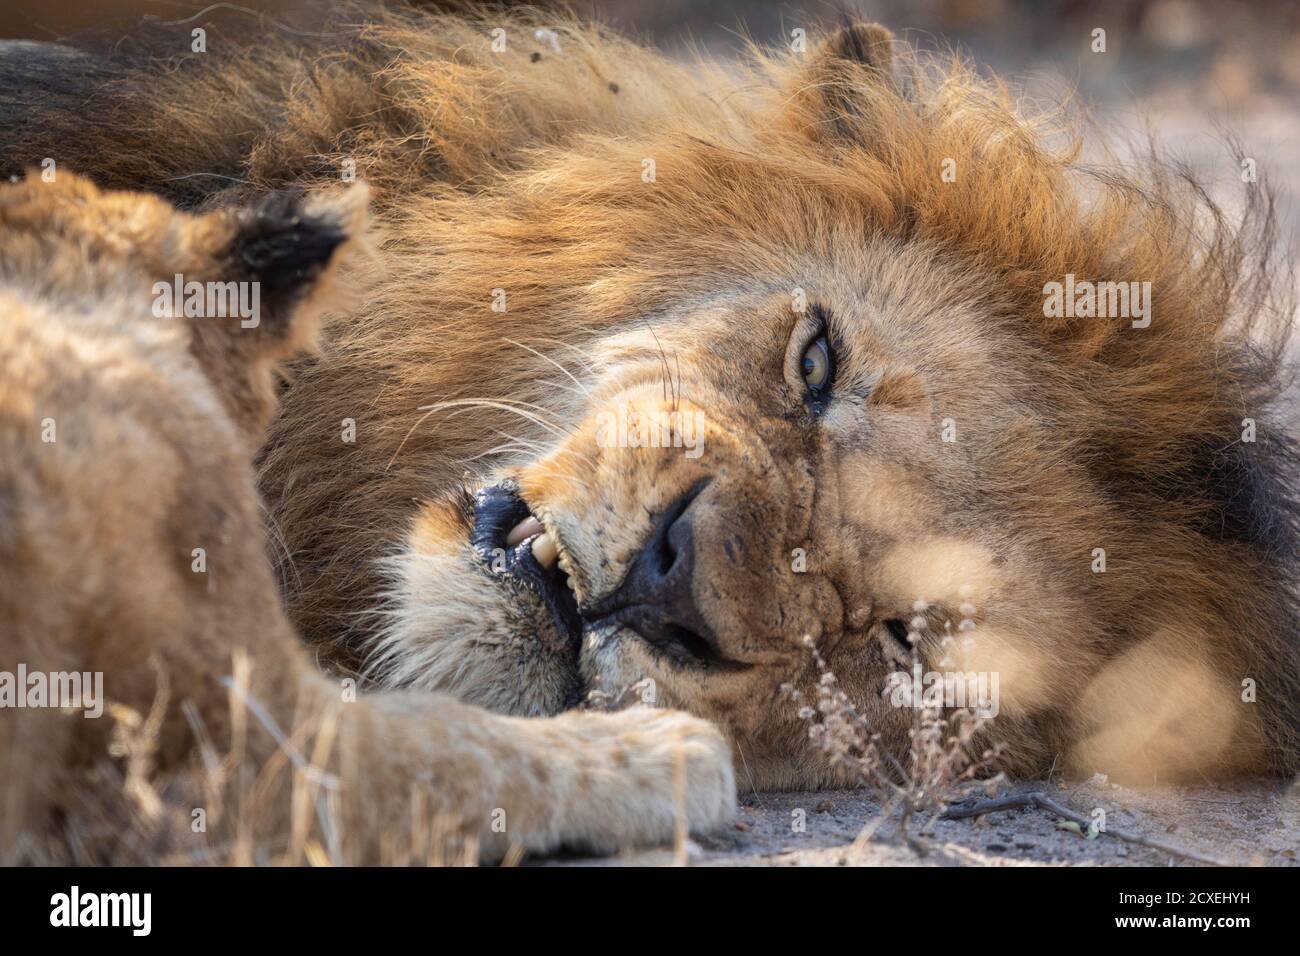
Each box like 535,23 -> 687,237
562,777 -> 1300,866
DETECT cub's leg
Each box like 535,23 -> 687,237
318,678 -> 737,860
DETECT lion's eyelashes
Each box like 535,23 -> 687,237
797,303 -> 838,414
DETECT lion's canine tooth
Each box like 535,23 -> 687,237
532,533 -> 558,568
506,515 -> 544,547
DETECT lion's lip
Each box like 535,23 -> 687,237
469,480 -> 531,555
516,539 -> 583,645
471,481 -> 582,647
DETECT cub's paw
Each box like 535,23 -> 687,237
541,706 -> 737,856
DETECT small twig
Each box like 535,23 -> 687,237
941,792 -> 1232,867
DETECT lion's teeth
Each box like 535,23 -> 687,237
506,515 -> 544,547
532,533 -> 558,568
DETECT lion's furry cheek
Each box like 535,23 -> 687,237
365,501 -> 580,716
834,455 -> 938,543
872,537 -> 1004,613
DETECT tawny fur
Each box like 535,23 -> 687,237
2,3 -> 1297,792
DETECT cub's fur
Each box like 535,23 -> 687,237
0,172 -> 733,863
2,3 -> 1298,792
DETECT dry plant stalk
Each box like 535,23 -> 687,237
783,614 -> 1006,855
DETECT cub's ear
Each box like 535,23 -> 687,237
783,22 -> 902,144
219,183 -> 370,354
181,183 -> 371,433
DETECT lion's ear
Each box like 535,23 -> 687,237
815,22 -> 896,82
783,22 -> 901,144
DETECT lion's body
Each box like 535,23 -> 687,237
2,1 -> 1298,825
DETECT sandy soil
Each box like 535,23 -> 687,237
560,778 -> 1300,866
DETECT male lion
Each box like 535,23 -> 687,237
0,171 -> 732,863
2,2 -> 1298,804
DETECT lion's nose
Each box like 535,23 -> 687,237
590,480 -> 722,665
629,482 -> 699,601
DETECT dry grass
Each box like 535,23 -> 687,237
14,654 -> 484,867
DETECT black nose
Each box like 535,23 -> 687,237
591,480 -> 720,665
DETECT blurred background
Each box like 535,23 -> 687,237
4,0 -> 1298,238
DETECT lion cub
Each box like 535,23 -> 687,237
0,172 -> 733,863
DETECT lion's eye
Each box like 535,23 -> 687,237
800,335 -> 834,393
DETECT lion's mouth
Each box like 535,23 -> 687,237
472,480 -> 742,672
471,481 -> 582,648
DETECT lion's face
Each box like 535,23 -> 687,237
385,237 -> 1105,787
